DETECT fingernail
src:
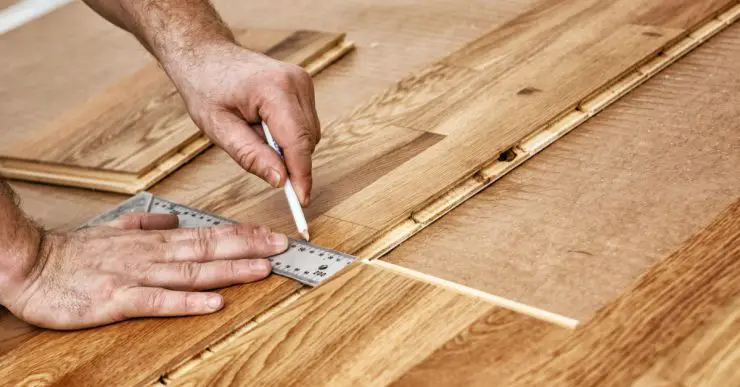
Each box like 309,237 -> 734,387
268,232 -> 288,248
207,295 -> 223,310
303,191 -> 311,206
250,259 -> 272,273
268,169 -> 281,187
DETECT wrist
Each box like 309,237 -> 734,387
0,207 -> 45,309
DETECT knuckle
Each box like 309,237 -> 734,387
143,289 -> 165,311
180,262 -> 202,286
293,131 -> 316,154
234,147 -> 260,173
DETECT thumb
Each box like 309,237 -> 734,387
207,110 -> 287,188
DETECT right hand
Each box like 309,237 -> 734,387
0,212 -> 288,330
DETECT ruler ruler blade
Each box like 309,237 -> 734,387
82,193 -> 355,287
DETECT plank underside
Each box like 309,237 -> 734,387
504,198 -> 740,386
383,21 -> 740,321
0,28 -> 352,193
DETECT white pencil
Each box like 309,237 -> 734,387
261,121 -> 310,241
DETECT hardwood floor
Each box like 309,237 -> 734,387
166,262 -> 568,387
1,0 -> 738,385
504,198 -> 740,386
383,21 -> 740,320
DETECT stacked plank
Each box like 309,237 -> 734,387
0,0 -> 738,386
0,30 -> 352,193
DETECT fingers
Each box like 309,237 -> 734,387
108,213 -> 179,230
258,91 -> 316,206
118,287 -> 224,318
158,224 -> 288,262
140,259 -> 272,290
207,109 -> 288,188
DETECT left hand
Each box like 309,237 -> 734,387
166,41 -> 320,206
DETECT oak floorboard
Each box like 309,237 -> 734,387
504,198 -> 740,386
0,276 -> 301,386
389,307 -> 570,387
327,22 -> 685,230
632,297 -> 740,387
168,263 -> 495,386
382,22 -> 740,321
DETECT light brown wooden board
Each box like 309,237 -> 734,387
503,198 -> 740,386
632,297 -> 740,386
389,306 -> 569,387
0,0 -> 541,370
0,27 -> 351,193
383,21 -> 740,320
167,263 -> 563,387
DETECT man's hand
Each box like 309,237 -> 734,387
0,212 -> 287,330
82,0 -> 321,205
167,43 -> 319,206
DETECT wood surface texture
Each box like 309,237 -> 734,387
2,0 -> 739,385
0,0 -> 541,374
388,302 -> 569,387
503,198 -> 740,386
167,262 -> 569,387
0,27 -> 352,193
384,20 -> 740,320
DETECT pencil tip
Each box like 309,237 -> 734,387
300,231 -> 310,242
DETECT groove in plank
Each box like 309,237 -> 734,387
504,198 -> 740,386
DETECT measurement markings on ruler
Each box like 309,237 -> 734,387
83,192 -> 355,286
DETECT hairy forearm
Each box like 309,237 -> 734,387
0,181 -> 42,306
82,0 -> 235,73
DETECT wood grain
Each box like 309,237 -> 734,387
632,297 -> 740,387
389,307 -> 570,387
0,275 -> 300,386
383,22 -> 740,320
504,198 -> 740,386
168,263 -> 495,386
327,22 -> 684,230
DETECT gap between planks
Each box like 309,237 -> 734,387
156,8 -> 739,384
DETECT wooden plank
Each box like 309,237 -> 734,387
327,22 -> 684,230
389,308 -> 570,387
504,198 -> 740,386
0,27 -> 352,193
167,263 -> 494,386
382,22 -> 740,320
632,297 -> 740,387
165,124 -> 443,239
0,276 -> 301,386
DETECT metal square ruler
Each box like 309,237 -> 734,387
83,192 -> 355,286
